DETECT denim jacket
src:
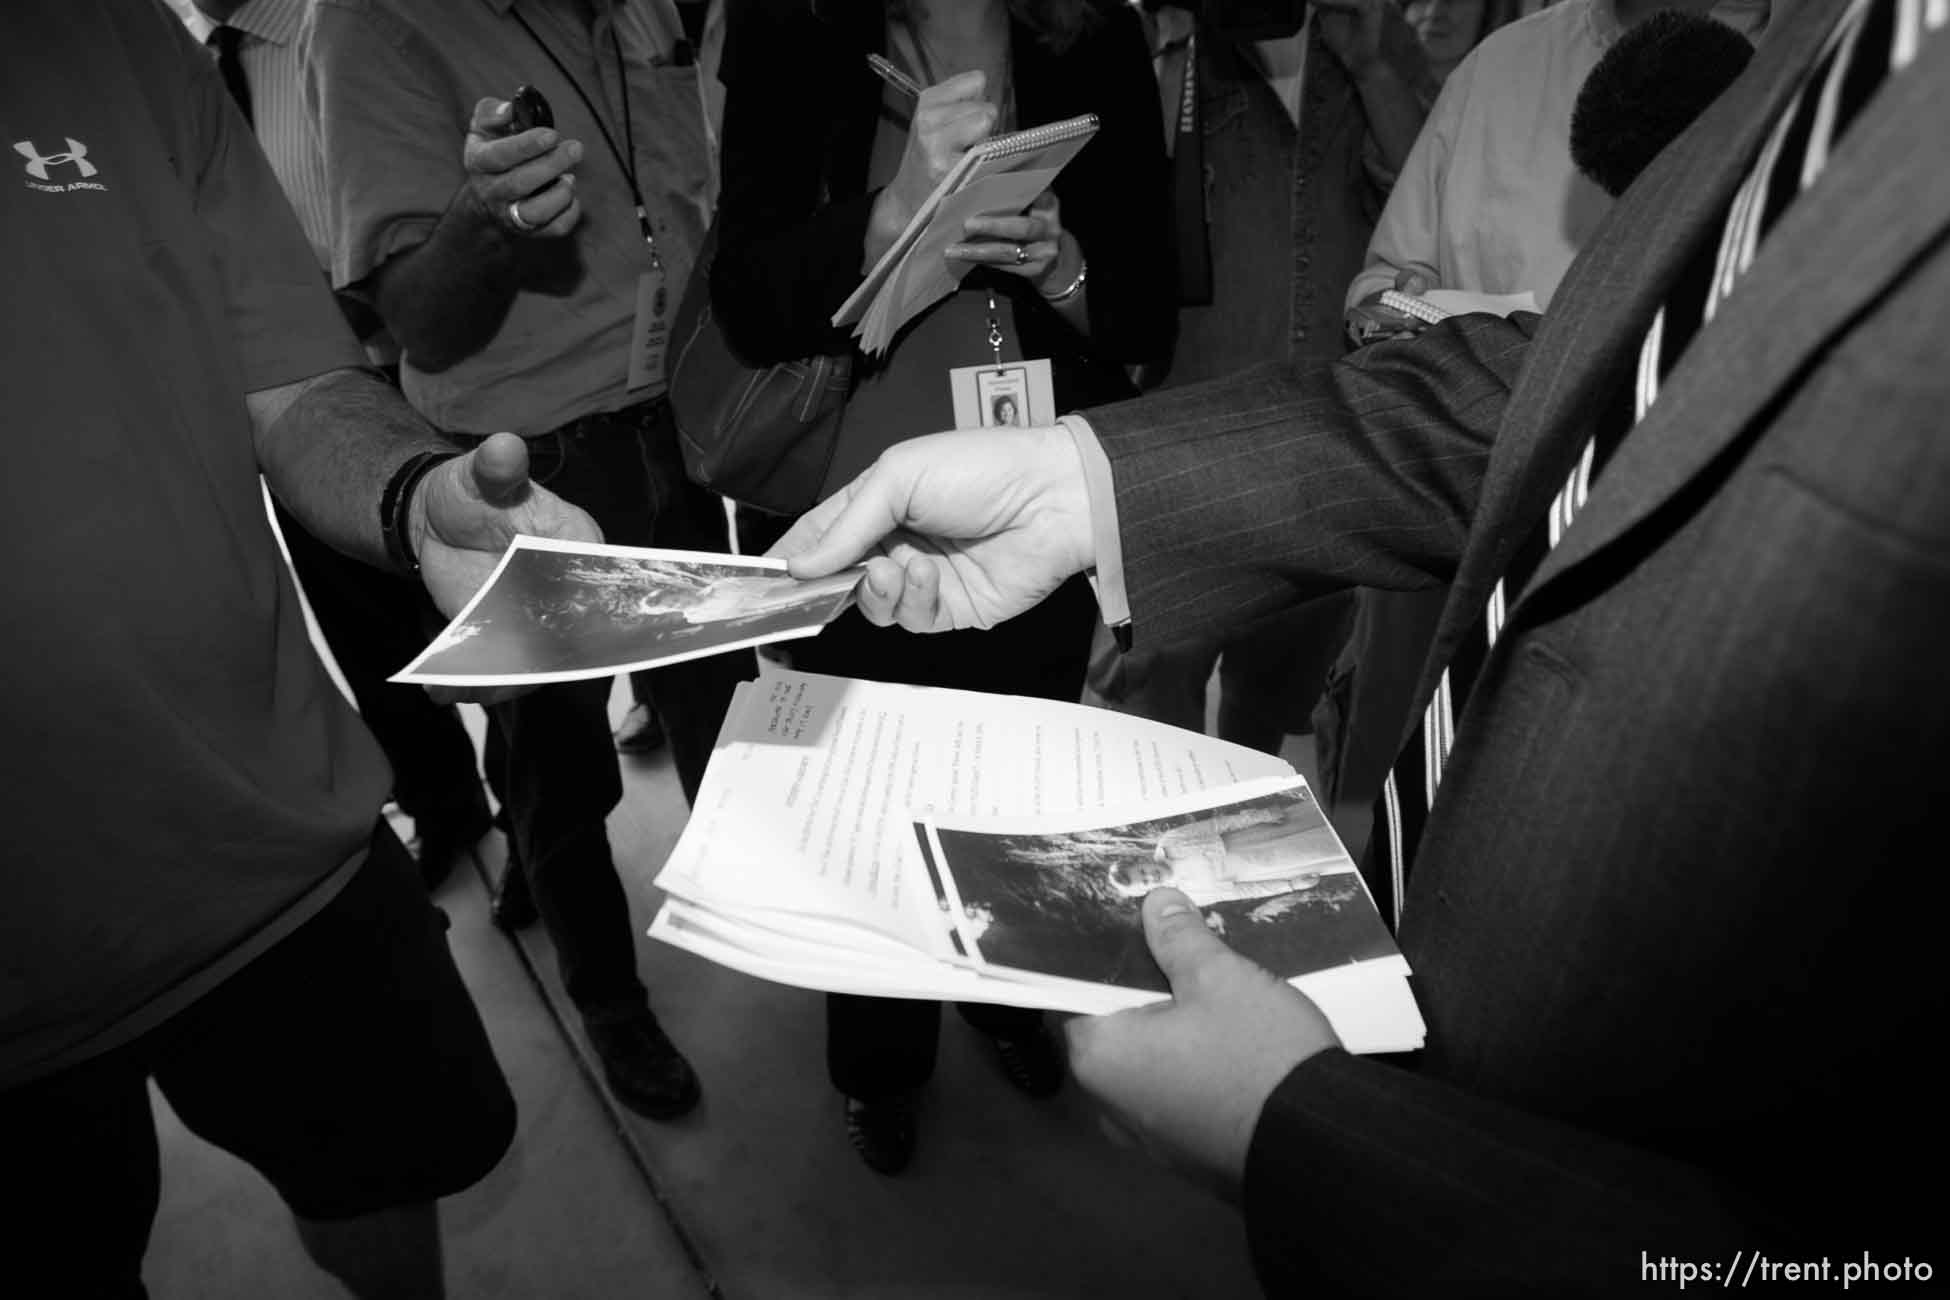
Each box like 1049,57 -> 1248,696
1143,9 -> 1433,385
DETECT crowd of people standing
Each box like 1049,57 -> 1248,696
7,0 -> 1941,1296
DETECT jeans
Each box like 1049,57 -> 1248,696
456,399 -> 749,1016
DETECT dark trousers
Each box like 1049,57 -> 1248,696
1083,593 -> 1356,756
4,823 -> 513,1298
465,401 -> 749,1016
826,995 -> 1041,1101
274,501 -> 491,842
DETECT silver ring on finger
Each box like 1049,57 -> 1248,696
507,198 -> 537,233
1014,243 -> 1026,265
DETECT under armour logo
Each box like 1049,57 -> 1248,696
14,137 -> 97,181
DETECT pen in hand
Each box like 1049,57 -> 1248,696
867,52 -> 923,100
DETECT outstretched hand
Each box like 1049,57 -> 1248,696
767,425 -> 1096,632
1065,889 -> 1340,1199
411,433 -> 600,616
407,435 -> 600,703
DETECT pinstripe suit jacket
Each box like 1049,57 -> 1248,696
1084,3 -> 1950,1293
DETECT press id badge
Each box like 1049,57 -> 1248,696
627,266 -> 671,392
948,357 -> 1056,430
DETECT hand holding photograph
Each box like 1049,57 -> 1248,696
391,538 -> 864,687
918,781 -> 1402,1001
650,673 -> 1424,1056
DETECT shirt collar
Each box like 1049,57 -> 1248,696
1590,0 -> 1625,48
225,0 -> 305,46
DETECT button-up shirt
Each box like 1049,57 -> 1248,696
206,0 -> 336,263
304,0 -> 717,433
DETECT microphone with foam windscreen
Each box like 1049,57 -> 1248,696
1570,11 -> 1756,199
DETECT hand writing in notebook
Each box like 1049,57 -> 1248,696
865,69 -> 997,268
947,191 -> 1081,298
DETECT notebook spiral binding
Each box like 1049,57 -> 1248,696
979,113 -> 1100,159
1378,290 -> 1451,325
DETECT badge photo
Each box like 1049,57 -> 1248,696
949,357 -> 1055,430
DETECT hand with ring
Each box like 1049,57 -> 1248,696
461,96 -> 584,240
948,191 -> 1081,296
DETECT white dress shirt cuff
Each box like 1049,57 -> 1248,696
1058,413 -> 1131,634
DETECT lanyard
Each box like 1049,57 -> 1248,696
509,8 -> 662,269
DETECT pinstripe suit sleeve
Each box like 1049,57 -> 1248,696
1082,312 -> 1537,651
1243,1052 -> 1761,1297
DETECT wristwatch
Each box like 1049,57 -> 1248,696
379,450 -> 459,575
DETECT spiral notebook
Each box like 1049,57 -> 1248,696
1378,288 -> 1539,324
834,114 -> 1100,356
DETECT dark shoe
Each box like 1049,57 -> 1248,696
613,702 -> 666,755
990,1026 -> 1064,1099
490,854 -> 537,932
586,1011 -> 701,1121
842,1093 -> 916,1175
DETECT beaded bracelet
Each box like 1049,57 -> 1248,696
379,450 -> 460,575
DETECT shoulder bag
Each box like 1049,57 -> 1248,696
669,221 -> 854,517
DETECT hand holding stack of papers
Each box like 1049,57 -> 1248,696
833,114 -> 1100,356
652,670 -> 1425,1054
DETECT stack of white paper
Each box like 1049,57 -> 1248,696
651,669 -> 1425,1054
